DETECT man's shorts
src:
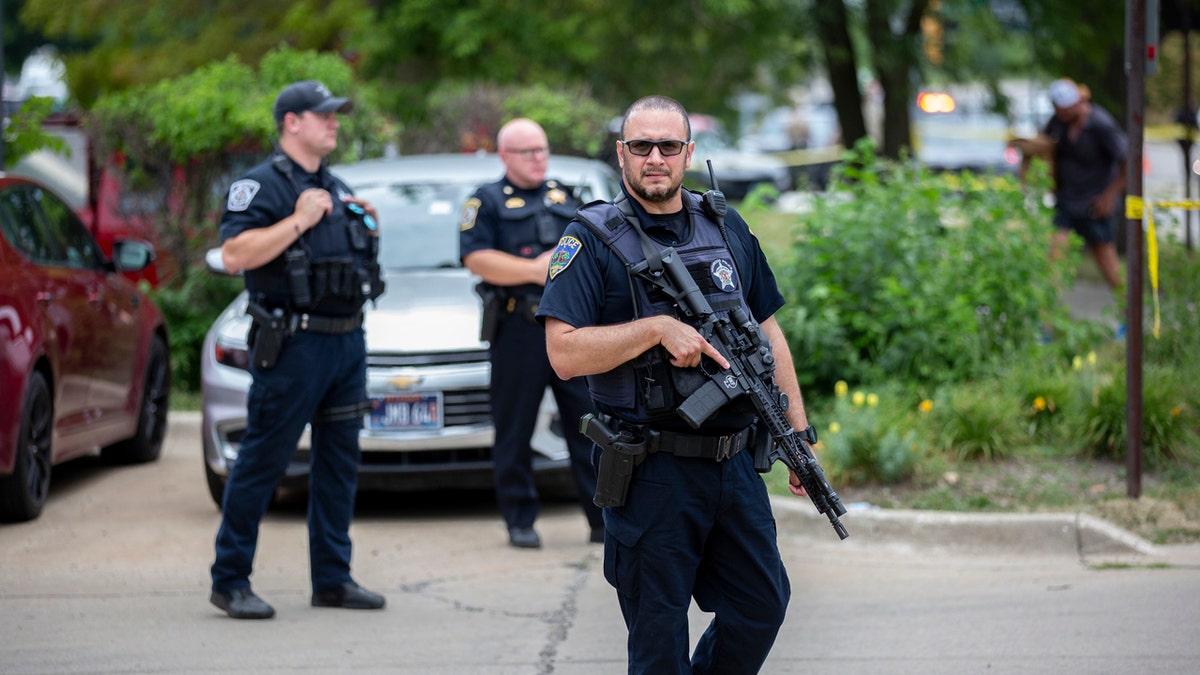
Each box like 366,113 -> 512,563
1053,209 -> 1116,247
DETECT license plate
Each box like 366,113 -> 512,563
368,393 -> 443,431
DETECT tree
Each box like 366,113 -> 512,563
87,47 -> 387,284
355,0 -> 814,128
18,0 -> 372,107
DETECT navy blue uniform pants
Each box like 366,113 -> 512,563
489,313 -> 602,531
602,449 -> 790,674
211,329 -> 366,594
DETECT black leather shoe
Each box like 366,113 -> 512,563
508,526 -> 542,549
210,588 -> 275,620
311,582 -> 386,609
589,526 -> 605,544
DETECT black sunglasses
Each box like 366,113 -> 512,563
620,139 -> 689,157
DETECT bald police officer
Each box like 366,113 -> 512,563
459,118 -> 603,549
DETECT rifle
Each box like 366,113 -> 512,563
643,162 -> 849,539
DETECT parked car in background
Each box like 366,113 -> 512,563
200,153 -> 621,506
686,114 -> 792,199
912,91 -> 1020,175
0,175 -> 170,522
739,103 -> 844,190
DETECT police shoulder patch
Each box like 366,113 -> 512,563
459,197 -> 481,231
227,179 -> 260,212
548,236 -> 582,280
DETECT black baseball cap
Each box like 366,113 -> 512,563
273,80 -> 353,125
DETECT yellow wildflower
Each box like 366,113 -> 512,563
852,391 -> 865,406
866,393 -> 879,407
1087,351 -> 1097,366
919,399 -> 933,413
834,381 -> 848,398
1072,356 -> 1083,371
828,422 -> 841,434
1172,405 -> 1183,417
1033,396 -> 1047,412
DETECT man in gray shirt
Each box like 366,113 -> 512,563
1043,78 -> 1127,299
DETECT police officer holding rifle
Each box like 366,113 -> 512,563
538,95 -> 839,673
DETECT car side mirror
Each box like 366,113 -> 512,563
111,240 -> 155,272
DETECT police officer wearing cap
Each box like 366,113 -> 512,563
459,118 -> 604,549
539,96 -> 813,673
209,80 -> 386,620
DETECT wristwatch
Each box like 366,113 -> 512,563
797,425 -> 818,445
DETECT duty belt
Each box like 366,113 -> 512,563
294,312 -> 363,334
601,415 -> 753,462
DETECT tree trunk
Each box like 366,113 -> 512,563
812,0 -> 868,146
864,0 -> 929,159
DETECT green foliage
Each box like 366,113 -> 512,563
1143,240 -> 1200,376
926,383 -> 1027,462
775,139 -> 1070,392
147,272 -> 242,393
820,383 -> 918,484
401,81 -> 615,157
500,84 -> 613,158
20,0 -> 371,107
1066,363 -> 1199,469
2,97 -> 66,168
359,0 -> 811,126
87,46 -> 390,288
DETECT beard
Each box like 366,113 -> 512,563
624,165 -> 681,204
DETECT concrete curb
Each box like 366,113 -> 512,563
771,497 -> 1160,560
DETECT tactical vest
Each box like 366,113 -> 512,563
575,191 -> 756,427
475,180 -> 579,303
247,160 -> 385,316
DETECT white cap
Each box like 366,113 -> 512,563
1048,79 -> 1081,108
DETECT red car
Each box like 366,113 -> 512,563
0,175 -> 170,522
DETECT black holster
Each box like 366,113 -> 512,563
581,413 -> 647,508
246,301 -> 291,369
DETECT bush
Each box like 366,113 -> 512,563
819,382 -> 918,484
399,81 -> 615,157
1066,362 -> 1199,468
774,139 -> 1073,392
926,383 -> 1028,462
149,269 -> 241,393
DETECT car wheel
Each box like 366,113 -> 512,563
103,335 -> 171,464
0,372 -> 53,522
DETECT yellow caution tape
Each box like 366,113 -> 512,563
1124,196 -> 1162,338
1126,195 -> 1144,219
1152,200 -> 1200,209
1145,206 -> 1162,339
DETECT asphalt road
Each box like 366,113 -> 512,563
1,413 -> 1198,674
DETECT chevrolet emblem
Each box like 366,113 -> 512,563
387,375 -> 424,390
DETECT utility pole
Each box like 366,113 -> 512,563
1125,0 -> 1147,499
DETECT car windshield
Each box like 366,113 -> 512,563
356,181 -> 475,270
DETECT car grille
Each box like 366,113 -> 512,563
368,349 -> 489,368
441,387 -> 491,426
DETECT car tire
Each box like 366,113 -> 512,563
102,335 -> 171,465
0,371 -> 54,522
